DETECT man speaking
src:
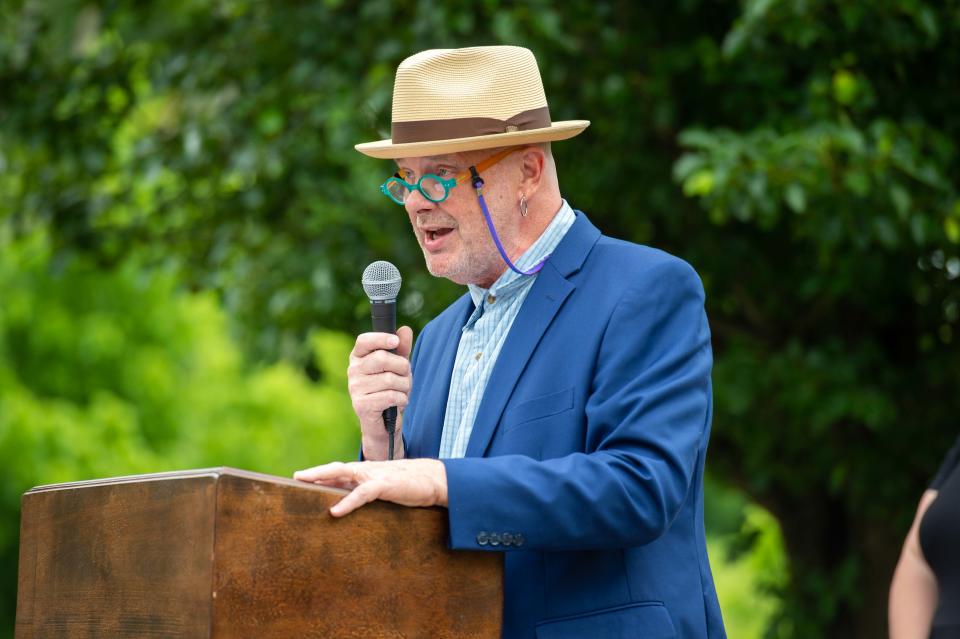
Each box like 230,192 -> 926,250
295,45 -> 726,638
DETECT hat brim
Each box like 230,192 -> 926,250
354,120 -> 590,159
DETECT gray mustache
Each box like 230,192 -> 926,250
416,216 -> 458,230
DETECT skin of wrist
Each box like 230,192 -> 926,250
362,427 -> 404,460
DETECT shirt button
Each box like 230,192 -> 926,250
476,532 -> 489,546
488,532 -> 501,546
487,294 -> 496,304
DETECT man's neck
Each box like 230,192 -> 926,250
470,197 -> 568,290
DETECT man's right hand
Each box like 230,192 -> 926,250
347,326 -> 414,461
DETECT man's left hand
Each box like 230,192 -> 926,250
293,459 -> 448,517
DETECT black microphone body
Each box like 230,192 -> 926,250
370,299 -> 397,335
370,299 -> 398,429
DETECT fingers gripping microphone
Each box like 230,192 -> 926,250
361,261 -> 402,460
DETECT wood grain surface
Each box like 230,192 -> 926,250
16,473 -> 218,637
15,468 -> 503,638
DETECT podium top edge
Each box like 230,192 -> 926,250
23,467 -> 347,496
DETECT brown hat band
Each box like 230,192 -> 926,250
391,106 -> 552,145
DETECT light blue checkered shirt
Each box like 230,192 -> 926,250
437,200 -> 577,458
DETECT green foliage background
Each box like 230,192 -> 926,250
2,1 -> 959,637
0,231 -> 359,632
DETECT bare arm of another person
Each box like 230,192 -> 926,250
889,489 -> 939,639
347,327 -> 413,461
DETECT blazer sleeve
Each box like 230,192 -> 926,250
442,257 -> 712,551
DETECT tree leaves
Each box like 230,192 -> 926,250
2,1 -> 960,635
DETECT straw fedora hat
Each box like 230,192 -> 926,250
355,45 -> 590,159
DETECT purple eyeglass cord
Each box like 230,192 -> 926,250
471,170 -> 549,277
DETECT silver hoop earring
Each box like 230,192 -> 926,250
519,194 -> 528,217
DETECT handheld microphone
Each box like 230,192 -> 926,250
361,261 -> 402,460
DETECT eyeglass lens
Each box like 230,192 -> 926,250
389,176 -> 448,203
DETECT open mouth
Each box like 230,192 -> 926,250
425,228 -> 454,242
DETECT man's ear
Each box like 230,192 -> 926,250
518,145 -> 546,196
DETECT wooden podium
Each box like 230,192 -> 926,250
15,467 -> 503,638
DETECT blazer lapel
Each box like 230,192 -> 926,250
464,211 -> 601,458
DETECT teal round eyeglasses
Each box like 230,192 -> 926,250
380,173 -> 456,204
379,147 -> 520,205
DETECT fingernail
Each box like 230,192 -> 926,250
388,335 -> 399,347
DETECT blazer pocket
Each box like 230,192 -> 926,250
501,387 -> 575,433
535,601 -> 676,639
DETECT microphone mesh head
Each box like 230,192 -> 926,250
361,261 -> 402,301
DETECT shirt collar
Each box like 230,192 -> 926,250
467,199 -> 576,308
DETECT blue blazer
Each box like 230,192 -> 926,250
403,212 -> 726,639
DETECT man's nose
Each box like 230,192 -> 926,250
404,187 -> 437,216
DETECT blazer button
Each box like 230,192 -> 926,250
501,533 -> 514,546
476,532 -> 489,546
488,532 -> 501,546
514,533 -> 525,547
